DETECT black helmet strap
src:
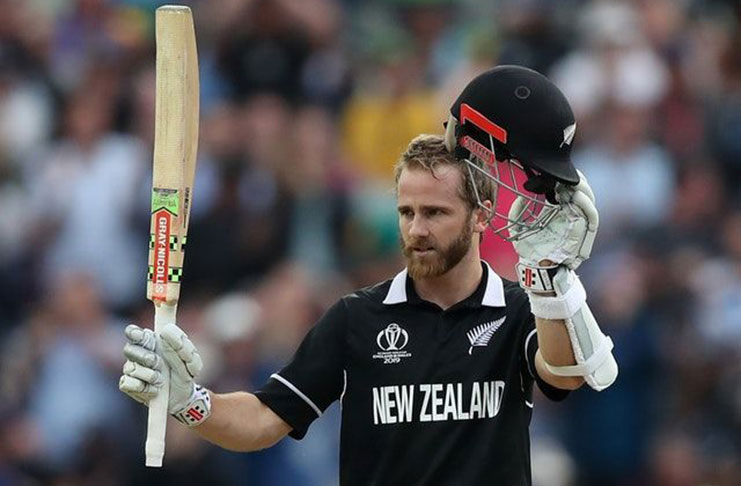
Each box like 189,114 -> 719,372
523,167 -> 558,204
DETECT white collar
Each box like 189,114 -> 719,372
382,261 -> 506,307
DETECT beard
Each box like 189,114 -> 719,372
401,220 -> 474,280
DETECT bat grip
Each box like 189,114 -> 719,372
145,302 -> 178,467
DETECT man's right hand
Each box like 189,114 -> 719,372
119,323 -> 212,426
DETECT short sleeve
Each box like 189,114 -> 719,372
521,305 -> 570,402
255,299 -> 347,439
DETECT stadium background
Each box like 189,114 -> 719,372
0,0 -> 739,484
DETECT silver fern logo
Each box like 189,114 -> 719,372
560,122 -> 577,148
467,317 -> 506,355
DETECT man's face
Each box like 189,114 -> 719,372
397,166 -> 477,279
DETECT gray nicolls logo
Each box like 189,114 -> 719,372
374,323 -> 412,365
467,317 -> 506,355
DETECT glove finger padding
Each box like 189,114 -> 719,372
570,190 -> 598,261
570,190 -> 598,230
507,194 -> 528,239
573,169 -> 596,203
123,360 -> 163,386
123,343 -> 162,370
125,324 -> 157,351
119,375 -> 158,403
508,194 -> 528,224
160,324 -> 203,378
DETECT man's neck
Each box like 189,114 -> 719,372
412,251 -> 483,310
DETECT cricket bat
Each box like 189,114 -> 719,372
145,5 -> 199,468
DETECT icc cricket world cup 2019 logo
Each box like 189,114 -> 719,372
374,323 -> 411,364
377,323 -> 408,351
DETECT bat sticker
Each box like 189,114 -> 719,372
150,188 -> 180,300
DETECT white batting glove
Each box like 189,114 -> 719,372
510,170 -> 598,292
119,324 -> 211,426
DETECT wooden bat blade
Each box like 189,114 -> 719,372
148,4 -> 199,306
145,4 -> 199,468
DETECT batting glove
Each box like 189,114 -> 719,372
510,170 -> 598,292
119,324 -> 211,426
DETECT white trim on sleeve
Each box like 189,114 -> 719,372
524,329 -> 538,378
340,369 -> 348,407
270,373 -> 323,418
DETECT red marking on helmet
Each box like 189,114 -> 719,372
460,103 -> 508,144
460,136 -> 495,164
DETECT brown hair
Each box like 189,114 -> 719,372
394,134 -> 494,212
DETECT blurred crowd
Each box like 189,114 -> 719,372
0,0 -> 739,485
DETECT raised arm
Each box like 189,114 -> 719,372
533,315 -> 584,390
119,324 -> 290,452
510,171 -> 618,392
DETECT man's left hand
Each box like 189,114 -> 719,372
509,169 -> 598,270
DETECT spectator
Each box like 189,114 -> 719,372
27,271 -> 130,473
572,101 -> 676,240
28,79 -> 148,311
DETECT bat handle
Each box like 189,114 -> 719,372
145,302 -> 178,467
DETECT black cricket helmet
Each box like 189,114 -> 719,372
445,65 -> 579,241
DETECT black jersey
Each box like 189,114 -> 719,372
255,261 -> 568,486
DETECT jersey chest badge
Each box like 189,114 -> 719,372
373,323 -> 412,365
467,317 -> 506,355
